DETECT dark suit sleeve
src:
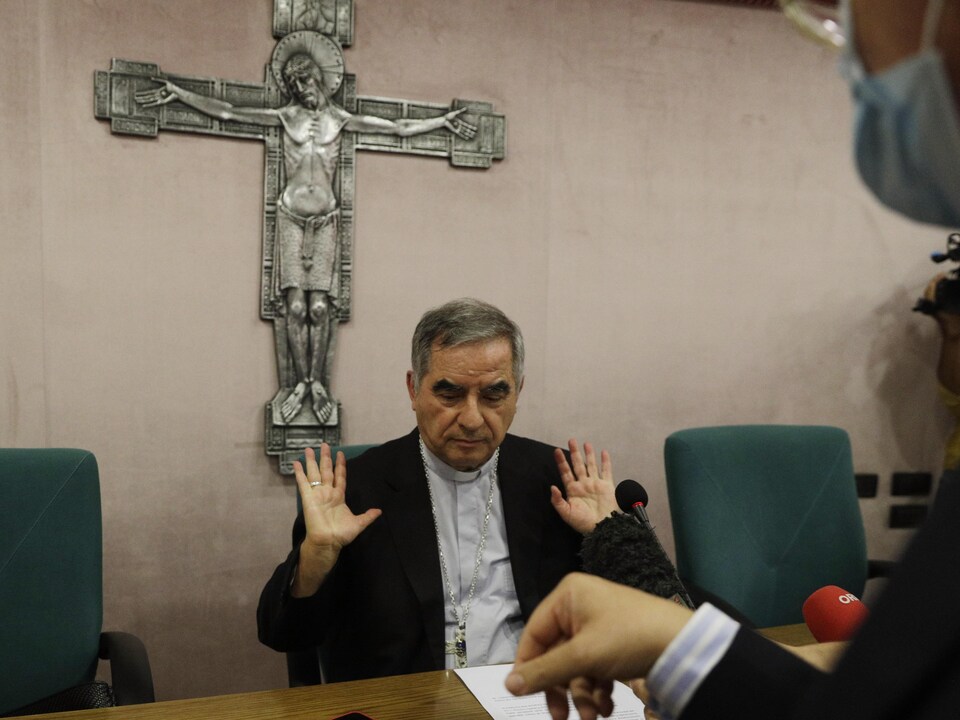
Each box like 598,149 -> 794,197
789,472 -> 960,720
680,628 -> 822,719
256,511 -> 338,652
499,436 -> 584,618
684,473 -> 960,720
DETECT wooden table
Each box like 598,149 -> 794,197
15,670 -> 488,720
757,622 -> 816,646
21,625 -> 817,720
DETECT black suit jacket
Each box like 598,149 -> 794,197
681,471 -> 960,720
257,430 -> 583,682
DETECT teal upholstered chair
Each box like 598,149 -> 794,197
0,449 -> 154,716
664,425 -> 883,628
286,444 -> 379,687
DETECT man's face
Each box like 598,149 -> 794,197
407,338 -> 522,472
287,66 -> 326,110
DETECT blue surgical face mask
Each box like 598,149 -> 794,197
840,0 -> 960,228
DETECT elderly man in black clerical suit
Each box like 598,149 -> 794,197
257,297 -> 619,681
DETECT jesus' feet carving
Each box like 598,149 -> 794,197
280,381 -> 308,422
311,380 -> 335,424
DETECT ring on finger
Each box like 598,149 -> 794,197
310,480 -> 322,487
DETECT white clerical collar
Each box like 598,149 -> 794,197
419,438 -> 499,484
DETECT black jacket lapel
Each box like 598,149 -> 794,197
499,435 -> 549,618
380,430 -> 447,668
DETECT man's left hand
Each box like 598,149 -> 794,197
551,439 -> 618,534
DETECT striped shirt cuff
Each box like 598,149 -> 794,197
645,603 -> 739,720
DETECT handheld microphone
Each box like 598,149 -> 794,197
615,479 -> 650,524
616,480 -> 695,609
802,585 -> 869,642
581,479 -> 695,609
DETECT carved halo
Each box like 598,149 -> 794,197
271,30 -> 345,97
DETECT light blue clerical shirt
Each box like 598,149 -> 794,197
420,440 -> 524,668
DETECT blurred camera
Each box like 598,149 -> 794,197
914,233 -> 960,315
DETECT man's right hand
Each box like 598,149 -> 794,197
291,445 -> 382,598
505,573 -> 693,720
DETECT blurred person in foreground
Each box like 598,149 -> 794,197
506,1 -> 960,718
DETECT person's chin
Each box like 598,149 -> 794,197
447,440 -> 491,469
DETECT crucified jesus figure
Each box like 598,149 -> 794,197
137,48 -> 476,424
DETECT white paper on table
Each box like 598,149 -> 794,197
454,664 -> 647,720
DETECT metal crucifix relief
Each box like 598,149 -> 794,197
93,0 -> 505,473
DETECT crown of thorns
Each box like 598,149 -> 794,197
271,31 -> 344,96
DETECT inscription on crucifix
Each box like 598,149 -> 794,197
94,1 -> 505,472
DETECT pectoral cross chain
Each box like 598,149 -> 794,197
445,622 -> 468,669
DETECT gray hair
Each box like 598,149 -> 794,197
411,298 -> 525,392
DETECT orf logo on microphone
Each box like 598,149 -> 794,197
804,585 -> 869,642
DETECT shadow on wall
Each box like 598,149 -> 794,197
871,285 -> 952,472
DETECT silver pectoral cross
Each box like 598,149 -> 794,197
445,622 -> 467,669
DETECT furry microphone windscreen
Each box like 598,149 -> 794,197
581,512 -> 688,602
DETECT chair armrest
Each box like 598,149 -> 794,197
682,578 -> 757,629
867,559 -> 896,579
99,631 -> 155,705
286,648 -> 323,687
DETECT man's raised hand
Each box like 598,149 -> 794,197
291,444 -> 381,597
551,439 -> 618,534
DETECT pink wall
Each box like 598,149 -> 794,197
1,0 -> 950,700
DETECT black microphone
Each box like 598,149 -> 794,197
580,479 -> 695,609
616,479 -> 650,524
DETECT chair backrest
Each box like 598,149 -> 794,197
287,443 -> 378,687
0,449 -> 104,714
664,425 -> 868,628
333,444 -> 379,461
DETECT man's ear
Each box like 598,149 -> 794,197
406,371 -> 417,407
517,376 -> 525,397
